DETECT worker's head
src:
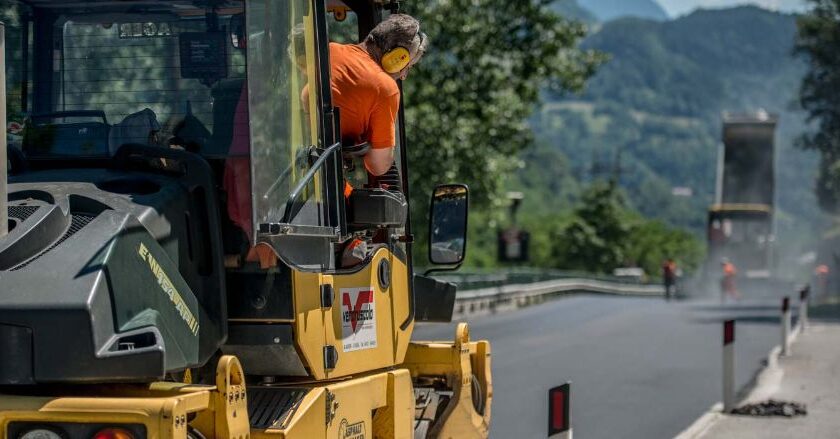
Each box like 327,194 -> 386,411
364,14 -> 428,80
720,257 -> 730,265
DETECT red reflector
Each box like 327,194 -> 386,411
548,383 -> 570,435
723,320 -> 735,345
552,391 -> 565,430
92,428 -> 134,439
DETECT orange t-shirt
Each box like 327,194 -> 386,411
723,263 -> 737,276
329,43 -> 400,149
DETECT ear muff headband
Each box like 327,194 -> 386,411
381,46 -> 411,73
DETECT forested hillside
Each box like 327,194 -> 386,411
526,6 -> 817,248
550,0 -> 598,24
550,0 -> 669,24
577,0 -> 669,21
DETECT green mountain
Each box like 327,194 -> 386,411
526,6 -> 817,246
550,0 -> 598,23
578,0 -> 669,21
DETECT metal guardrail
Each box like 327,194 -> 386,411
440,271 -> 665,317
434,268 -> 652,292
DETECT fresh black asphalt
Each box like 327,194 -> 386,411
414,292 -> 789,438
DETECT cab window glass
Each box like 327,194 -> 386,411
247,0 -> 324,232
44,6 -> 246,157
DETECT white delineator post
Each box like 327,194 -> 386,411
548,383 -> 572,439
781,296 -> 791,356
722,319 -> 735,413
799,286 -> 809,332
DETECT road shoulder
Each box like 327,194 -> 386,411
676,322 -> 840,438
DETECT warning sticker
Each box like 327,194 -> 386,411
340,287 -> 377,352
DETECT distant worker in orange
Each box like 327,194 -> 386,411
816,263 -> 829,301
721,258 -> 739,301
662,258 -> 677,300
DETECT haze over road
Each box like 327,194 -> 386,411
415,293 -> 788,438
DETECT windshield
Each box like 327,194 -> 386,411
24,1 -> 247,158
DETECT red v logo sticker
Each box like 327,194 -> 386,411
343,290 -> 374,332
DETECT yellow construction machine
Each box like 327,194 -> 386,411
0,1 -> 491,437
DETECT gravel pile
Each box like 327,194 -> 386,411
731,400 -> 807,417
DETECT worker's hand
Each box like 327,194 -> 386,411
364,147 -> 395,176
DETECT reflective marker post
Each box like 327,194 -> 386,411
722,320 -> 735,413
781,296 -> 791,356
799,286 -> 809,332
548,383 -> 571,439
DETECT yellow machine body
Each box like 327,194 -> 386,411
0,325 -> 491,438
292,248 -> 414,381
0,0 -> 491,437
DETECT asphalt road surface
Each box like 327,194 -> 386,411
414,291 -> 793,438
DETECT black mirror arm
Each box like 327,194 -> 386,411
281,142 -> 341,223
423,262 -> 464,277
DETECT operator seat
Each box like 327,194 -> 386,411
108,108 -> 161,155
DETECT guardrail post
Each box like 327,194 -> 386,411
722,320 -> 735,413
799,286 -> 809,332
781,296 -> 791,356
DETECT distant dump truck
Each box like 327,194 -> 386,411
707,111 -> 776,280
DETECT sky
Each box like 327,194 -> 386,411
657,0 -> 807,17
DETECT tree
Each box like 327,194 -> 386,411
402,0 -> 605,209
548,180 -> 704,275
624,219 -> 704,279
551,180 -> 630,272
796,0 -> 840,212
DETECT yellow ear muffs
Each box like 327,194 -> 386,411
381,46 -> 411,74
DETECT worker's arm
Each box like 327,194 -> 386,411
365,87 -> 400,176
364,147 -> 395,176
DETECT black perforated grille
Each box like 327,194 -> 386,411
247,387 -> 308,430
11,214 -> 95,271
7,205 -> 38,222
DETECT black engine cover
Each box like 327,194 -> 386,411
0,163 -> 226,384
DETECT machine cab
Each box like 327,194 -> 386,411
1,0 -> 467,383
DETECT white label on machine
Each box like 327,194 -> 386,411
340,287 -> 377,352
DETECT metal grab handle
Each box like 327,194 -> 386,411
341,141 -> 370,158
281,142 -> 342,223
262,145 -> 314,201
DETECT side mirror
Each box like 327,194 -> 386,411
429,184 -> 469,265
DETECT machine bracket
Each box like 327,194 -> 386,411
321,284 -> 334,308
325,388 -> 338,426
323,345 -> 338,370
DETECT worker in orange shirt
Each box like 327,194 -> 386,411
815,264 -> 829,301
330,14 -> 427,265
223,15 -> 428,266
331,13 -> 427,178
721,258 -> 739,301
